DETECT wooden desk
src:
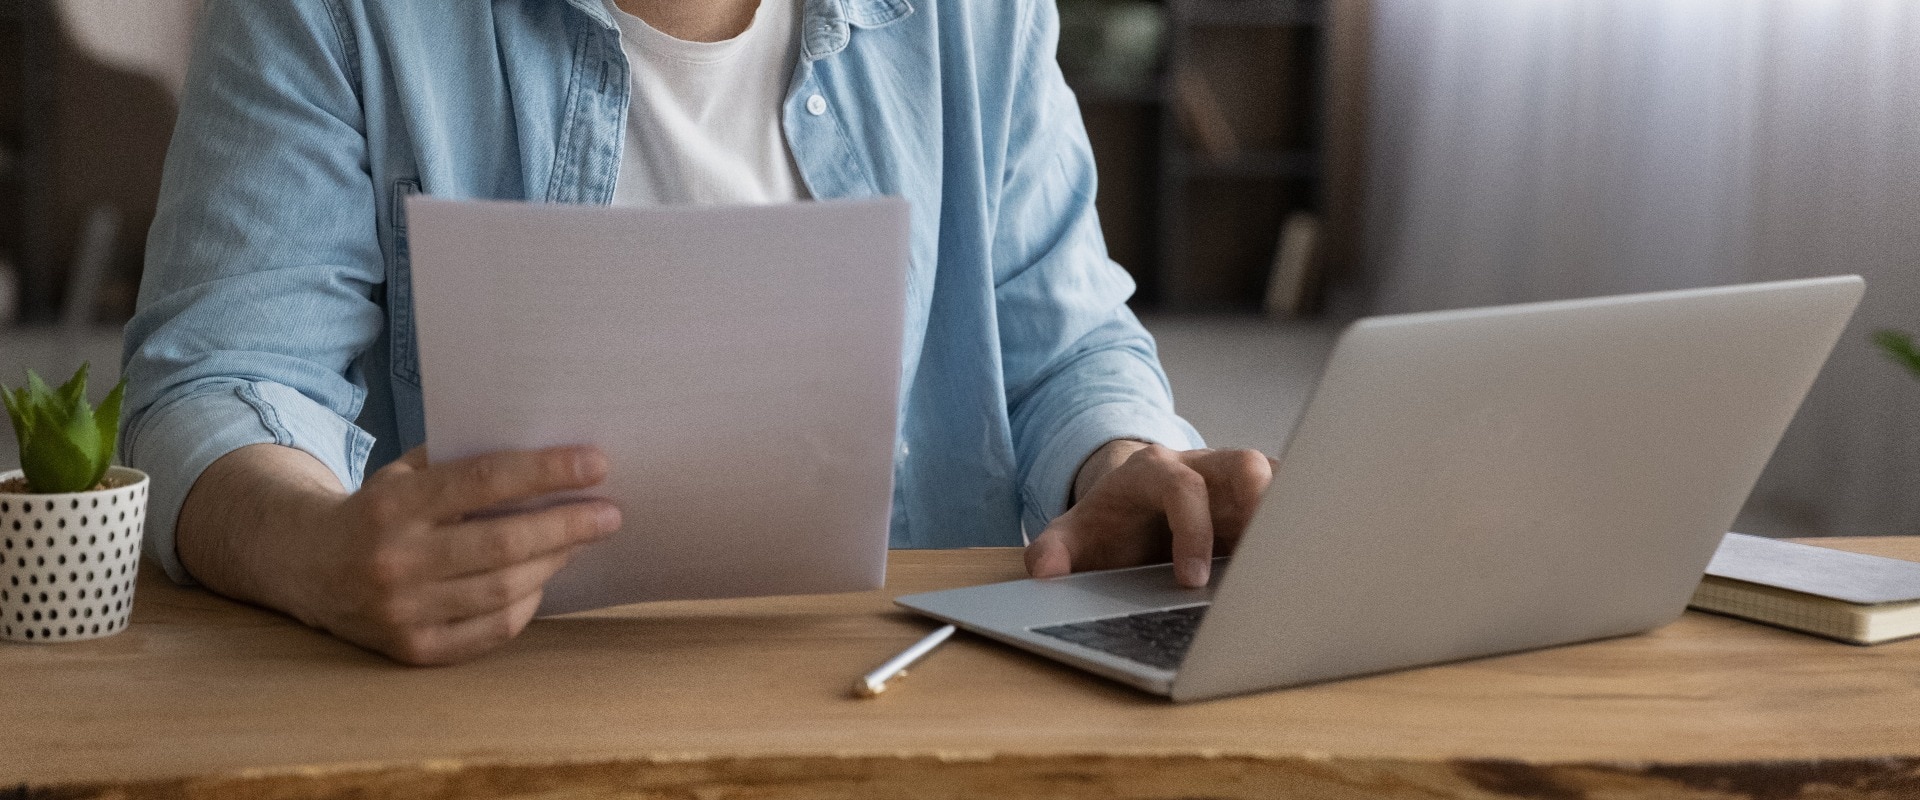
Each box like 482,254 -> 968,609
10,540 -> 1920,799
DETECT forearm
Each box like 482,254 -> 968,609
123,0 -> 385,585
989,0 -> 1202,529
1008,339 -> 1204,530
175,443 -> 346,625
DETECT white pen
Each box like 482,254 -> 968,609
853,624 -> 956,698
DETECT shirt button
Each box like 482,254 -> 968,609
806,94 -> 827,116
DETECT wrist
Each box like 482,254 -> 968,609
252,488 -> 347,630
1070,439 -> 1152,506
176,444 -> 345,623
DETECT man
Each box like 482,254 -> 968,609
123,0 -> 1275,666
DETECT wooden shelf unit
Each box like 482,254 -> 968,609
1158,0 -> 1327,311
1,0 -> 58,323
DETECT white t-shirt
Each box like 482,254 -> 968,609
603,0 -> 807,206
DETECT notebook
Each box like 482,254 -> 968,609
1690,533 -> 1920,645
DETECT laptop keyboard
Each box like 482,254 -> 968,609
1031,604 -> 1210,670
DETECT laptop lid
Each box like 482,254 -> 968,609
1171,276 -> 1863,701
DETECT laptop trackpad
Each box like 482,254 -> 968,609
896,559 -> 1222,631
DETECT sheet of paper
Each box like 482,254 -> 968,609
1707,533 -> 1920,605
405,196 -> 909,615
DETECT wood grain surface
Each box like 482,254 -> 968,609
9,539 -> 1920,799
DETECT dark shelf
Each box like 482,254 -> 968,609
1172,0 -> 1323,28
1171,148 -> 1319,180
1069,83 -> 1164,107
1155,0 -> 1327,311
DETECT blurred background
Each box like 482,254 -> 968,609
2,0 -> 1916,538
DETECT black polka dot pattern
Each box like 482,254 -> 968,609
0,468 -> 149,643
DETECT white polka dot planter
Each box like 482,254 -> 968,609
0,467 -> 148,643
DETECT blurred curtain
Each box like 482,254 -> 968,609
1364,0 -> 1920,537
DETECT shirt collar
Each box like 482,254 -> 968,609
800,0 -> 912,61
564,0 -> 617,29
564,0 -> 912,60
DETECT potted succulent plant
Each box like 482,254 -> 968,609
0,364 -> 147,643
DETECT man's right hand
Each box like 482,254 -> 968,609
177,443 -> 620,666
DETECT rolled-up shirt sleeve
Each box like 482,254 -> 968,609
994,0 -> 1205,534
120,0 -> 384,584
123,381 -> 373,583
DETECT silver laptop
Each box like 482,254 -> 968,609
898,276 -> 1864,702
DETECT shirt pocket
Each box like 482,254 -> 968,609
387,177 -> 423,388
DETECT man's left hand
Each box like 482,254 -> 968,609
1025,441 -> 1276,588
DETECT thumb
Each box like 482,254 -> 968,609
1024,526 -> 1075,579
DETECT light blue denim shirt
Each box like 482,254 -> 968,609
123,0 -> 1203,583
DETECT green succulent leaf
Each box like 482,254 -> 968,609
57,362 -> 89,414
1,384 -> 27,445
1876,330 -> 1920,380
21,405 -> 96,492
64,385 -> 104,488
3,363 -> 126,493
26,370 -> 54,406
95,378 -> 126,474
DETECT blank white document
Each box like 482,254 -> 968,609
405,196 -> 910,615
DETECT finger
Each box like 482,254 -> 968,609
412,547 -> 574,624
398,445 -> 430,471
1189,449 -> 1274,547
1024,525 -> 1075,579
1028,504 -> 1171,576
387,589 -> 545,666
365,445 -> 431,483
410,446 -> 611,521
427,499 -> 620,579
1161,461 -> 1216,588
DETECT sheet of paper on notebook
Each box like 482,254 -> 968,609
1705,533 -> 1920,604
404,196 -> 909,615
